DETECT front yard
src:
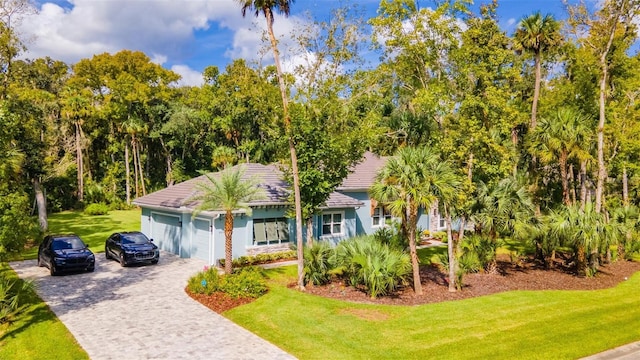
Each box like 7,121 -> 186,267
227,265 -> 640,359
3,209 -> 640,359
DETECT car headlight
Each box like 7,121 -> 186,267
87,254 -> 95,261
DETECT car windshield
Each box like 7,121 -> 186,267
52,237 -> 86,250
121,233 -> 149,245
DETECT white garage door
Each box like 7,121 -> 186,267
151,213 -> 181,255
192,218 -> 212,263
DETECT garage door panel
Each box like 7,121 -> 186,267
192,219 -> 211,262
152,213 -> 181,255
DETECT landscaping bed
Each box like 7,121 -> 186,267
303,254 -> 640,306
186,289 -> 255,314
189,254 -> 640,313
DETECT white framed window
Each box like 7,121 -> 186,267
372,206 -> 393,227
253,218 -> 289,245
439,216 -> 446,229
322,212 -> 344,236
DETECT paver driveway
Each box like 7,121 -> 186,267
10,252 -> 295,360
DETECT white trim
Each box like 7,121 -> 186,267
320,211 -> 345,237
371,206 -> 393,228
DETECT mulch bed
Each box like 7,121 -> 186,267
186,289 -> 256,314
187,254 -> 640,313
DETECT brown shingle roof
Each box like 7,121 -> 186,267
338,151 -> 387,191
133,162 -> 362,211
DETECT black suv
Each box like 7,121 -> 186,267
105,231 -> 159,267
38,234 -> 95,276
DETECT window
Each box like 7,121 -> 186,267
439,216 -> 446,229
322,212 -> 343,236
372,206 -> 393,227
253,218 -> 289,245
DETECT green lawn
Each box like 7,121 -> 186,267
17,208 -> 142,260
0,264 -> 89,360
227,264 -> 640,360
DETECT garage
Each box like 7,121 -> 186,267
151,212 -> 182,255
191,218 -> 212,263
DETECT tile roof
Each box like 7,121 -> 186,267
338,151 -> 388,191
134,162 -> 362,211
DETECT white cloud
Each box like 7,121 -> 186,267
171,64 -> 204,87
16,0 -> 268,69
507,18 -> 516,26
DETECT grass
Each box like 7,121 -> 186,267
0,264 -> 89,360
226,263 -> 640,360
16,208 -> 142,260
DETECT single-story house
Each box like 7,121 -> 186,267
133,152 -> 447,265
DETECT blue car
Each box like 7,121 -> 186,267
105,231 -> 159,267
38,234 -> 95,276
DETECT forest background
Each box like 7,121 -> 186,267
1,0 -> 640,270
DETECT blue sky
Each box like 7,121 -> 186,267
18,0 -> 576,86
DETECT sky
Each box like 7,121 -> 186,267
16,0 -> 573,87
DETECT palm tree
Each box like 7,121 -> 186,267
235,0 -> 306,290
187,166 -> 265,274
471,177 -> 536,273
531,107 -> 591,206
370,147 -> 461,294
547,203 -> 621,277
513,12 -> 561,130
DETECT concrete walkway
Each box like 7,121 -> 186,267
10,253 -> 295,360
581,341 -> 640,360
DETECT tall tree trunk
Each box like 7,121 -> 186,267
224,211 -> 234,275
136,138 -> 146,196
560,152 -> 570,205
595,8 -> 620,214
580,159 -> 587,210
577,245 -> 586,277
75,122 -> 84,202
407,204 -> 422,295
531,51 -> 541,129
622,165 -> 629,205
445,206 -> 456,292
569,163 -> 576,206
306,217 -> 314,246
34,177 -> 47,231
265,9 -> 305,290
125,141 -> 131,205
132,138 -> 139,199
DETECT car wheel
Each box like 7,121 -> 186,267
119,253 -> 127,267
105,248 -> 111,260
151,259 -> 158,265
50,261 -> 58,276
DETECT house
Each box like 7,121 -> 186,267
133,152 -> 444,265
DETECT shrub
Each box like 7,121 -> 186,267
84,203 -> 110,215
334,236 -> 411,298
373,223 -> 407,251
187,266 -> 267,299
186,267 -> 222,295
221,267 -> 267,299
304,241 -> 335,285
460,234 -> 499,272
432,231 -> 447,242
0,276 -> 34,324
